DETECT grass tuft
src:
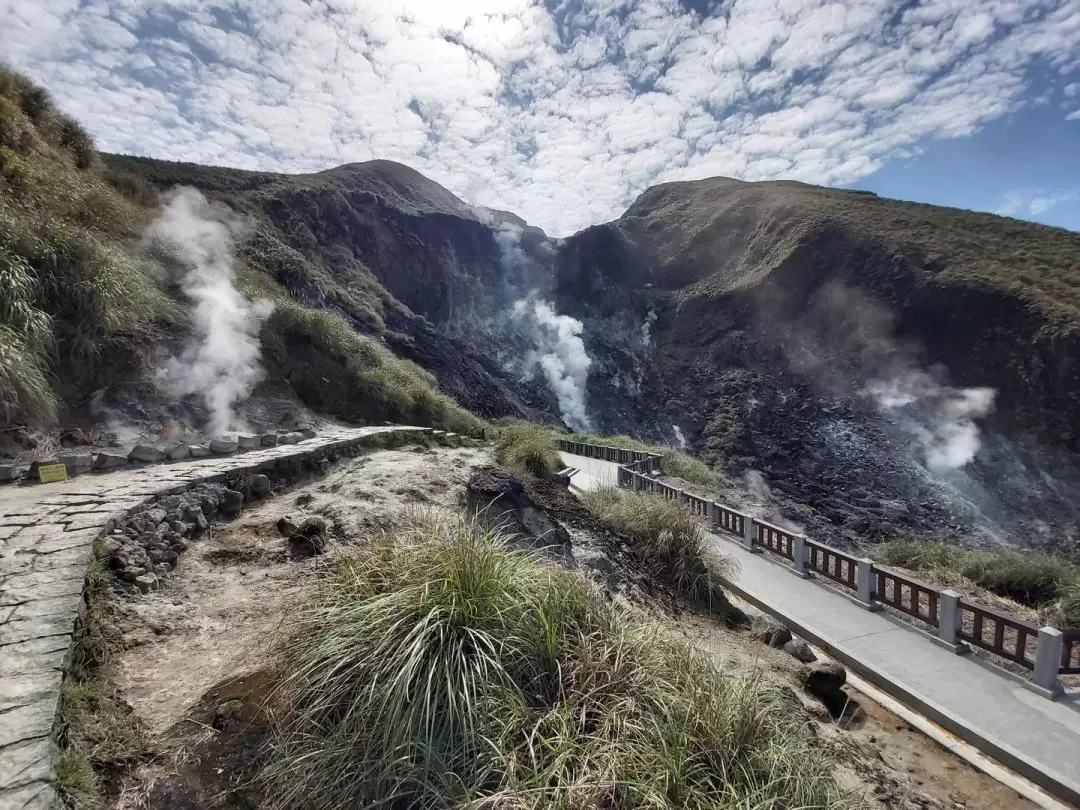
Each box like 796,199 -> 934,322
265,511 -> 850,810
582,487 -> 736,605
494,423 -> 563,479
871,539 -> 1080,627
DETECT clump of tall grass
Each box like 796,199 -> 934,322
494,423 -> 563,479
569,430 -> 721,489
264,512 -> 851,810
871,539 -> 1080,627
582,487 -> 736,605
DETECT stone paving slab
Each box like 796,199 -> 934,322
561,451 -> 1080,807
0,425 -> 427,810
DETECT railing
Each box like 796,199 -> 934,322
557,437 -> 1076,695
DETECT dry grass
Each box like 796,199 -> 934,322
494,423 -> 563,479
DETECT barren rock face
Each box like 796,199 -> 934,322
466,466 -> 573,564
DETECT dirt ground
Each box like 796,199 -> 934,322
101,442 -> 1041,810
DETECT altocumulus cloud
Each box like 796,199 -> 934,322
2,0 -> 1078,236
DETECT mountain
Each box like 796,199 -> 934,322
5,67 -> 1080,554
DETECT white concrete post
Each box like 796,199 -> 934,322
791,534 -> 809,578
857,558 -> 876,606
938,589 -> 961,645
742,514 -> 760,553
1033,627 -> 1064,698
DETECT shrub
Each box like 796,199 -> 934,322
265,512 -> 850,810
871,539 -> 1080,627
494,423 -> 562,478
582,487 -> 735,605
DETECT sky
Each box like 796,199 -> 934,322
1,0 -> 1078,237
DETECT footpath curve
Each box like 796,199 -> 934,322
0,425 -> 427,810
560,448 -> 1080,808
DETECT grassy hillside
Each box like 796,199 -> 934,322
0,68 -> 482,435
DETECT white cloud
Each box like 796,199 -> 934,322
997,189 -> 1080,218
1,0 -> 1078,235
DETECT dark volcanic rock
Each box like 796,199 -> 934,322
466,466 -> 572,562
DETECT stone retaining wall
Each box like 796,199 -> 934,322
0,425 -> 429,810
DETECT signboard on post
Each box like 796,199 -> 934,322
37,463 -> 68,484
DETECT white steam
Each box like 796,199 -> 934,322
641,308 -> 658,345
147,187 -> 273,437
742,469 -> 805,533
512,295 -> 593,431
866,371 -> 996,471
673,425 -> 687,450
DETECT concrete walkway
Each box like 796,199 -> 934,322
561,452 -> 1080,806
1,426 -> 425,810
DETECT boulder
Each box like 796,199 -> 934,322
93,452 -> 128,471
276,516 -> 298,537
189,444 -> 212,458
248,474 -> 271,498
165,442 -> 191,461
129,444 -> 165,464
289,531 -> 327,558
58,451 -> 93,475
221,488 -> 244,517
260,433 -> 279,448
783,640 -> 817,663
465,466 -> 572,563
214,699 -> 247,732
278,432 -> 303,445
752,615 -> 792,649
144,508 -> 167,526
27,458 -> 61,480
237,435 -> 260,451
0,464 -> 19,483
299,427 -> 318,440
803,660 -> 849,717
182,505 -> 209,532
298,515 -> 328,537
133,573 -> 158,593
210,436 -> 239,454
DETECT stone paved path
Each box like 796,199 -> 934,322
561,451 -> 1080,807
0,426 -> 425,810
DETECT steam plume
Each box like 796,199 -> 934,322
146,188 -> 273,436
867,371 -> 996,471
512,295 -> 593,430
641,308 -> 658,345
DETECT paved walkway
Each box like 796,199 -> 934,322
561,452 -> 1080,806
1,426 -> 425,810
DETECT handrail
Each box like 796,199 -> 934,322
557,437 -> 1074,693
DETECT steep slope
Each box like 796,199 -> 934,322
0,69 -> 485,443
554,178 -> 1080,553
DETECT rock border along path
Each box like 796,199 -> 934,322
561,449 -> 1080,808
0,425 -> 429,810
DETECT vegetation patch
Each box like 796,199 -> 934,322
493,422 -> 563,479
582,486 -> 735,606
264,511 -> 851,810
568,430 -> 722,489
871,539 -> 1080,627
54,562 -> 147,808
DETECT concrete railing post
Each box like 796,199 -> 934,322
1033,627 -> 1064,699
938,589 -> 961,645
856,558 -> 876,606
791,534 -> 809,578
742,514 -> 760,553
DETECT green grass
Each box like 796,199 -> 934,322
568,431 -> 721,489
494,423 -> 563,479
870,539 -> 1080,627
53,561 -> 145,808
264,511 -> 852,810
582,487 -> 736,606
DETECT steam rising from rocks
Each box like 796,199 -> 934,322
146,188 -> 273,437
867,372 -> 996,471
512,295 -> 593,431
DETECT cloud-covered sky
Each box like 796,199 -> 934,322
2,0 -> 1079,236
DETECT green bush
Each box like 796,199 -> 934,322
265,512 -> 851,810
582,487 -> 735,605
494,423 -> 562,479
871,539 -> 1080,626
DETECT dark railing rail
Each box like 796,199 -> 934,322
556,437 -> 1075,693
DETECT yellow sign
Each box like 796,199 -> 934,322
37,463 -> 69,483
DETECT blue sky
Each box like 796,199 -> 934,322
1,0 -> 1078,236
